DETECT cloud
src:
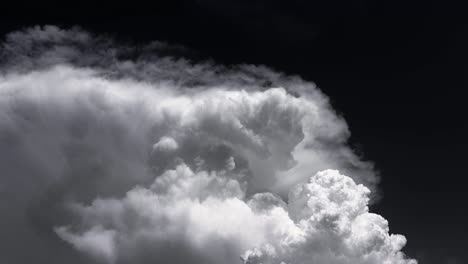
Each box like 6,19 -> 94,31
152,136 -> 179,153
0,25 -> 414,264
243,170 -> 415,264
55,166 -> 415,264
55,226 -> 117,263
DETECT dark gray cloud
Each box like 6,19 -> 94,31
0,25 -> 414,264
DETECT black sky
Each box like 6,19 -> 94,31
1,1 -> 467,263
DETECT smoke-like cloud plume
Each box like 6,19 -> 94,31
0,25 -> 415,264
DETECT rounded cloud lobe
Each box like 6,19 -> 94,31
0,26 -> 415,264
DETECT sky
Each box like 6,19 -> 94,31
0,1 -> 467,264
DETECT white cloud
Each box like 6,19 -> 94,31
56,166 -> 415,264
55,226 -> 117,263
243,170 -> 416,264
0,26 -> 415,264
152,136 -> 179,153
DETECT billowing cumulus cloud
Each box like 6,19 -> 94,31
0,25 -> 415,264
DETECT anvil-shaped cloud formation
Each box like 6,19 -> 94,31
0,26 -> 416,264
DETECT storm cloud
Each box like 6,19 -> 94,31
0,25 -> 415,264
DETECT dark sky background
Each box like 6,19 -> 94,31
1,1 -> 467,263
